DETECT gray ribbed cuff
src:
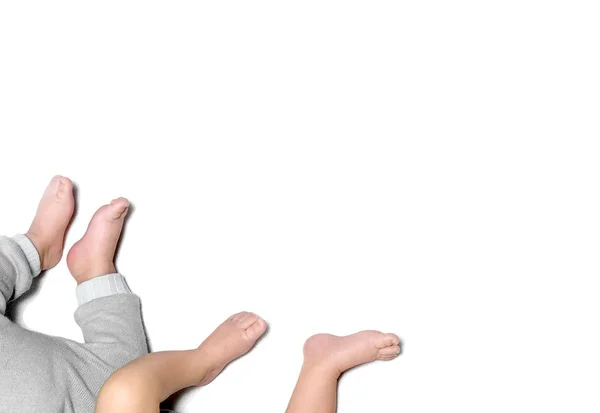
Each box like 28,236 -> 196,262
12,234 -> 42,277
76,273 -> 132,307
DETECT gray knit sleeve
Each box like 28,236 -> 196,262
74,276 -> 148,360
0,235 -> 41,315
75,273 -> 132,307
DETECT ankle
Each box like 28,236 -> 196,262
25,230 -> 43,254
190,348 -> 222,385
301,360 -> 342,380
74,263 -> 117,285
25,230 -> 51,270
194,343 -> 224,367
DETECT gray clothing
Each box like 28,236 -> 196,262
0,235 -> 148,413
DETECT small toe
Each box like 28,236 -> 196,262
376,333 -> 400,349
230,312 -> 250,322
55,177 -> 74,200
57,176 -> 72,189
108,198 -> 129,219
378,345 -> 401,359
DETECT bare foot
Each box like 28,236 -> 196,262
66,197 -> 129,284
195,312 -> 267,386
26,176 -> 75,270
303,330 -> 401,376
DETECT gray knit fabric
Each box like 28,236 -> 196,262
0,235 -> 148,413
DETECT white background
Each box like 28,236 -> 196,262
1,1 -> 599,412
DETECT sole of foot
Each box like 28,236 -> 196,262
26,175 -> 75,271
303,330 -> 401,376
66,197 -> 129,284
195,312 -> 268,386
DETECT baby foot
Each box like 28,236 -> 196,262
303,330 -> 401,376
26,176 -> 75,270
195,312 -> 267,386
66,198 -> 129,284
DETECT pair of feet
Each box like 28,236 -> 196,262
26,175 -> 129,283
197,318 -> 401,386
198,312 -> 400,385
27,176 -> 401,384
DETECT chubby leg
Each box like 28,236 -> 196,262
0,175 -> 74,316
285,330 -> 401,413
67,198 -> 148,365
95,312 -> 267,413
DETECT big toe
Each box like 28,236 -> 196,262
233,312 -> 260,329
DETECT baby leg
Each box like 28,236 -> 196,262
285,330 -> 401,413
95,312 -> 267,413
0,176 -> 77,410
0,175 -> 74,317
67,198 -> 148,366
